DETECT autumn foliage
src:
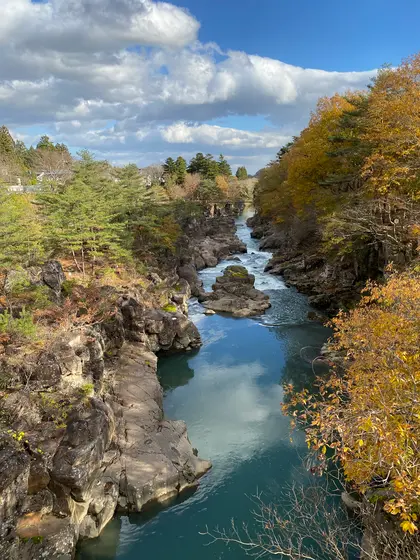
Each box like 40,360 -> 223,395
285,269 -> 420,533
255,54 -> 420,263
266,52 -> 420,536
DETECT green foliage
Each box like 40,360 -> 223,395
36,157 -> 129,272
175,156 -> 187,184
0,190 -> 45,270
236,166 -> 248,180
79,383 -> 94,397
0,309 -> 37,341
187,153 -> 219,179
36,135 -> 55,151
162,303 -> 177,313
38,392 -> 72,428
218,154 -> 232,176
61,279 -> 78,297
0,126 -> 16,156
192,178 -> 223,203
163,157 -> 176,176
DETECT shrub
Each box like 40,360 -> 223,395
0,309 -> 37,341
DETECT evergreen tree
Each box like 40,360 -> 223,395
218,154 -> 232,176
0,188 -> 44,270
37,159 -> 126,274
192,179 -> 223,203
175,156 -> 187,185
0,126 -> 16,156
187,152 -> 207,175
236,166 -> 248,180
204,154 -> 219,180
36,135 -> 55,151
163,157 -> 176,176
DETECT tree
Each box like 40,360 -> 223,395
192,179 -> 223,204
361,55 -> 420,199
218,154 -> 232,176
284,269 -> 420,535
215,175 -> 229,197
236,166 -> 248,180
0,189 -> 44,270
163,157 -> 176,176
0,126 -> 16,156
36,135 -> 55,151
187,153 -> 219,179
0,126 -> 26,184
175,156 -> 187,185
187,152 -> 206,175
37,160 -> 125,274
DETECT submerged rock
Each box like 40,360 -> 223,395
203,265 -> 271,318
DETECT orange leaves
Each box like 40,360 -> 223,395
362,55 -> 420,199
287,269 -> 420,530
215,175 -> 229,194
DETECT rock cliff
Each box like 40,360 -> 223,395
0,206 -> 245,559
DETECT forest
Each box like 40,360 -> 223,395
255,53 -> 420,540
0,130 -> 254,354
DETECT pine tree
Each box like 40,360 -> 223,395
187,153 -> 207,175
0,188 -> 44,270
218,154 -> 232,176
37,159 -> 126,274
36,135 -> 55,151
0,126 -> 16,156
236,166 -> 248,180
163,157 -> 176,176
175,156 -> 187,185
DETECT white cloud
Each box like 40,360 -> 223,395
161,122 -> 291,149
1,0 -> 199,51
0,1 -> 377,172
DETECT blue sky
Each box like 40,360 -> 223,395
1,0 -> 418,172
177,0 -> 420,71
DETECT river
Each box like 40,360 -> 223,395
77,209 -> 333,560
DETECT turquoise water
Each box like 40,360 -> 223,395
77,212 -> 333,560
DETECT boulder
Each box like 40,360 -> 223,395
177,263 -> 203,297
41,261 -> 65,295
204,265 -> 271,318
0,436 -> 30,533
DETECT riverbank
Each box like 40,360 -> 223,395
77,209 -> 333,560
246,214 -> 366,315
0,206 -> 245,560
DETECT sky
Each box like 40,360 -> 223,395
1,0 -> 419,173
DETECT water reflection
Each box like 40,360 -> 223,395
77,212 -> 333,560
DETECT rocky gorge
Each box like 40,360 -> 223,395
0,205 -> 246,560
246,214 -> 381,315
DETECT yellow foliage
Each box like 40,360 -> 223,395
362,54 -> 420,200
285,269 -> 420,530
215,175 -> 229,194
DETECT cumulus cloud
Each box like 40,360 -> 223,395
161,122 -> 291,149
0,1 -> 377,171
1,0 -> 199,51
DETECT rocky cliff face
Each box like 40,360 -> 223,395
177,213 -> 247,297
247,214 -> 386,315
0,208 -> 245,560
0,284 -> 208,560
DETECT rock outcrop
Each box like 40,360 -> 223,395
0,206 -> 247,559
0,286 -> 209,559
248,213 -> 380,315
202,265 -> 271,318
177,214 -> 247,297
